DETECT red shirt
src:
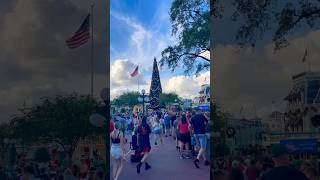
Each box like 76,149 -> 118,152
178,121 -> 189,134
110,121 -> 114,133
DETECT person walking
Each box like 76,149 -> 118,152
164,112 -> 171,137
189,108 -> 209,168
173,113 -> 181,151
260,144 -> 308,180
177,114 -> 191,159
110,122 -> 125,180
301,166 -> 319,180
152,116 -> 162,146
300,161 -> 319,180
186,111 -> 196,156
136,116 -> 152,174
63,168 -> 76,180
244,159 -> 258,180
19,166 -> 41,180
214,169 -> 227,180
158,113 -> 165,144
227,160 -> 245,180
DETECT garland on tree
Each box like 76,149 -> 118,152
149,57 -> 162,110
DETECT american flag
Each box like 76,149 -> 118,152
66,14 -> 90,49
130,66 -> 139,77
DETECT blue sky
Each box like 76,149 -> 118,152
110,0 -> 210,99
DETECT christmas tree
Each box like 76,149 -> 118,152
149,57 -> 162,109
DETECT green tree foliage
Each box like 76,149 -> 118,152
160,0 -> 210,75
212,103 -> 231,157
11,93 -> 104,159
111,91 -> 140,108
159,93 -> 181,107
232,0 -> 320,50
112,92 -> 183,109
0,123 -> 12,143
0,123 -> 14,163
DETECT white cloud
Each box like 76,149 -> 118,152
110,3 -> 211,100
110,59 -> 147,87
110,59 -> 150,99
164,71 -> 210,99
214,30 -> 320,118
110,5 -> 177,99
200,50 -> 210,60
110,9 -> 175,71
110,60 -> 211,100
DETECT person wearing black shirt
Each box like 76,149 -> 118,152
136,116 -> 152,174
260,144 -> 308,180
189,108 -> 209,168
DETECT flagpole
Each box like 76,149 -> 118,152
308,42 -> 311,73
90,3 -> 95,97
138,65 -> 140,93
89,2 -> 94,160
305,39 -> 311,73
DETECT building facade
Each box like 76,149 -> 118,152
226,118 -> 266,155
284,72 -> 320,133
193,84 -> 210,110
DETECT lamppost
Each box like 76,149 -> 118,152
138,89 -> 149,116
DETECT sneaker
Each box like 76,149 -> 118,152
145,163 -> 151,170
204,160 -> 210,166
186,155 -> 191,159
194,159 -> 200,169
136,163 -> 142,174
179,155 -> 184,159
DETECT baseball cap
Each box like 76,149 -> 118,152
272,144 -> 290,157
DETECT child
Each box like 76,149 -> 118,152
152,117 -> 162,146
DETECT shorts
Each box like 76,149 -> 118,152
153,129 -> 161,134
194,134 -> 207,149
175,131 -> 181,141
110,144 -> 122,159
142,146 -> 151,153
180,132 -> 191,143
165,122 -> 171,130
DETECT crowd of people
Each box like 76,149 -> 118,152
0,145 -> 106,179
109,106 -> 211,180
213,144 -> 319,180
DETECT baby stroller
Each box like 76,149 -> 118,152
129,132 -> 143,163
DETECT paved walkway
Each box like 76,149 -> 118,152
110,134 -> 210,180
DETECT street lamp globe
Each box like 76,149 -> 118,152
145,96 -> 150,102
138,97 -> 143,102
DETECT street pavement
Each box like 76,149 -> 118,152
110,134 -> 210,180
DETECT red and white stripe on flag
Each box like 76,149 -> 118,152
66,14 -> 90,49
130,66 -> 139,77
